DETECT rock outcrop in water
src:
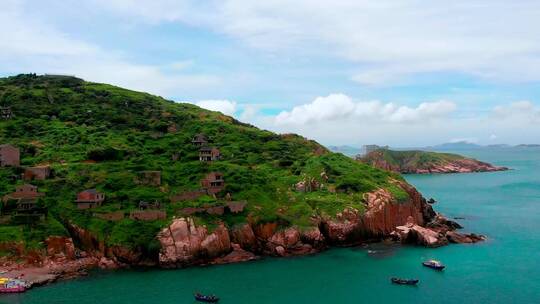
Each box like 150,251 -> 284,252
359,149 -> 508,174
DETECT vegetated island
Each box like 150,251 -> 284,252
358,149 -> 508,174
0,74 -> 483,290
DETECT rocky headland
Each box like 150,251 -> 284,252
1,180 -> 484,289
359,149 -> 508,174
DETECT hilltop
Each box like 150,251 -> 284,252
0,74 -> 481,284
359,149 -> 508,174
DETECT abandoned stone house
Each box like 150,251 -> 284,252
0,144 -> 20,167
192,133 -> 208,146
199,146 -> 221,162
16,198 -> 45,215
23,166 -> 51,181
226,201 -> 247,214
75,189 -> 105,209
2,184 -> 44,202
201,172 -> 225,194
0,106 -> 13,120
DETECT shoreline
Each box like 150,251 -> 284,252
1,183 -> 486,293
1,230 -> 485,293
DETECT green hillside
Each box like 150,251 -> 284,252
0,74 -> 406,255
364,149 -> 463,167
358,148 -> 501,174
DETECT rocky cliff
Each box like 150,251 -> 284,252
155,181 -> 483,267
0,181 -> 484,286
359,149 -> 508,174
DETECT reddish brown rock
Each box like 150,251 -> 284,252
253,222 -> 278,240
231,223 -> 259,252
109,246 -> 143,264
394,224 -> 448,247
211,243 -> 258,264
446,231 -> 486,244
65,222 -> 106,255
322,182 -> 426,245
45,236 -> 76,260
300,227 -> 326,249
275,246 -> 286,256
98,257 -> 119,269
157,218 -> 232,267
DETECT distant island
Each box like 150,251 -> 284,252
329,142 -> 540,157
358,149 -> 508,174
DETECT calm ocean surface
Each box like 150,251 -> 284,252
2,148 -> 539,304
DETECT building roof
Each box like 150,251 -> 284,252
192,133 -> 208,142
18,184 -> 37,189
0,144 -> 17,149
205,172 -> 224,180
80,189 -> 100,194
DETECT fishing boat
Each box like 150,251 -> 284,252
194,293 -> 220,303
0,278 -> 27,293
391,277 -> 419,285
422,259 -> 445,270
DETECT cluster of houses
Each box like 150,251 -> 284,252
0,133 -> 242,221
1,184 -> 46,217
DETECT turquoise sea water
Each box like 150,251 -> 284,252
2,148 -> 539,304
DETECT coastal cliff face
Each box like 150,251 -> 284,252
157,218 -> 232,267
359,149 -> 508,174
0,181 -> 484,287
154,181 -> 482,267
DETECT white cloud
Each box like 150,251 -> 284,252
91,0 -> 540,85
239,104 -> 259,121
275,94 -> 356,124
0,0 -> 221,97
492,101 -> 540,122
275,94 -> 456,125
196,99 -> 237,116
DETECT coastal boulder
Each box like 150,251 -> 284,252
157,218 -> 232,267
394,224 -> 448,247
446,231 -> 486,244
231,223 -> 259,252
210,243 -> 258,264
300,227 -> 326,249
45,236 -> 76,260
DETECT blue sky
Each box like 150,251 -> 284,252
1,0 -> 540,147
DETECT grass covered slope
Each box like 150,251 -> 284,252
0,74 -> 407,255
359,149 -> 508,174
